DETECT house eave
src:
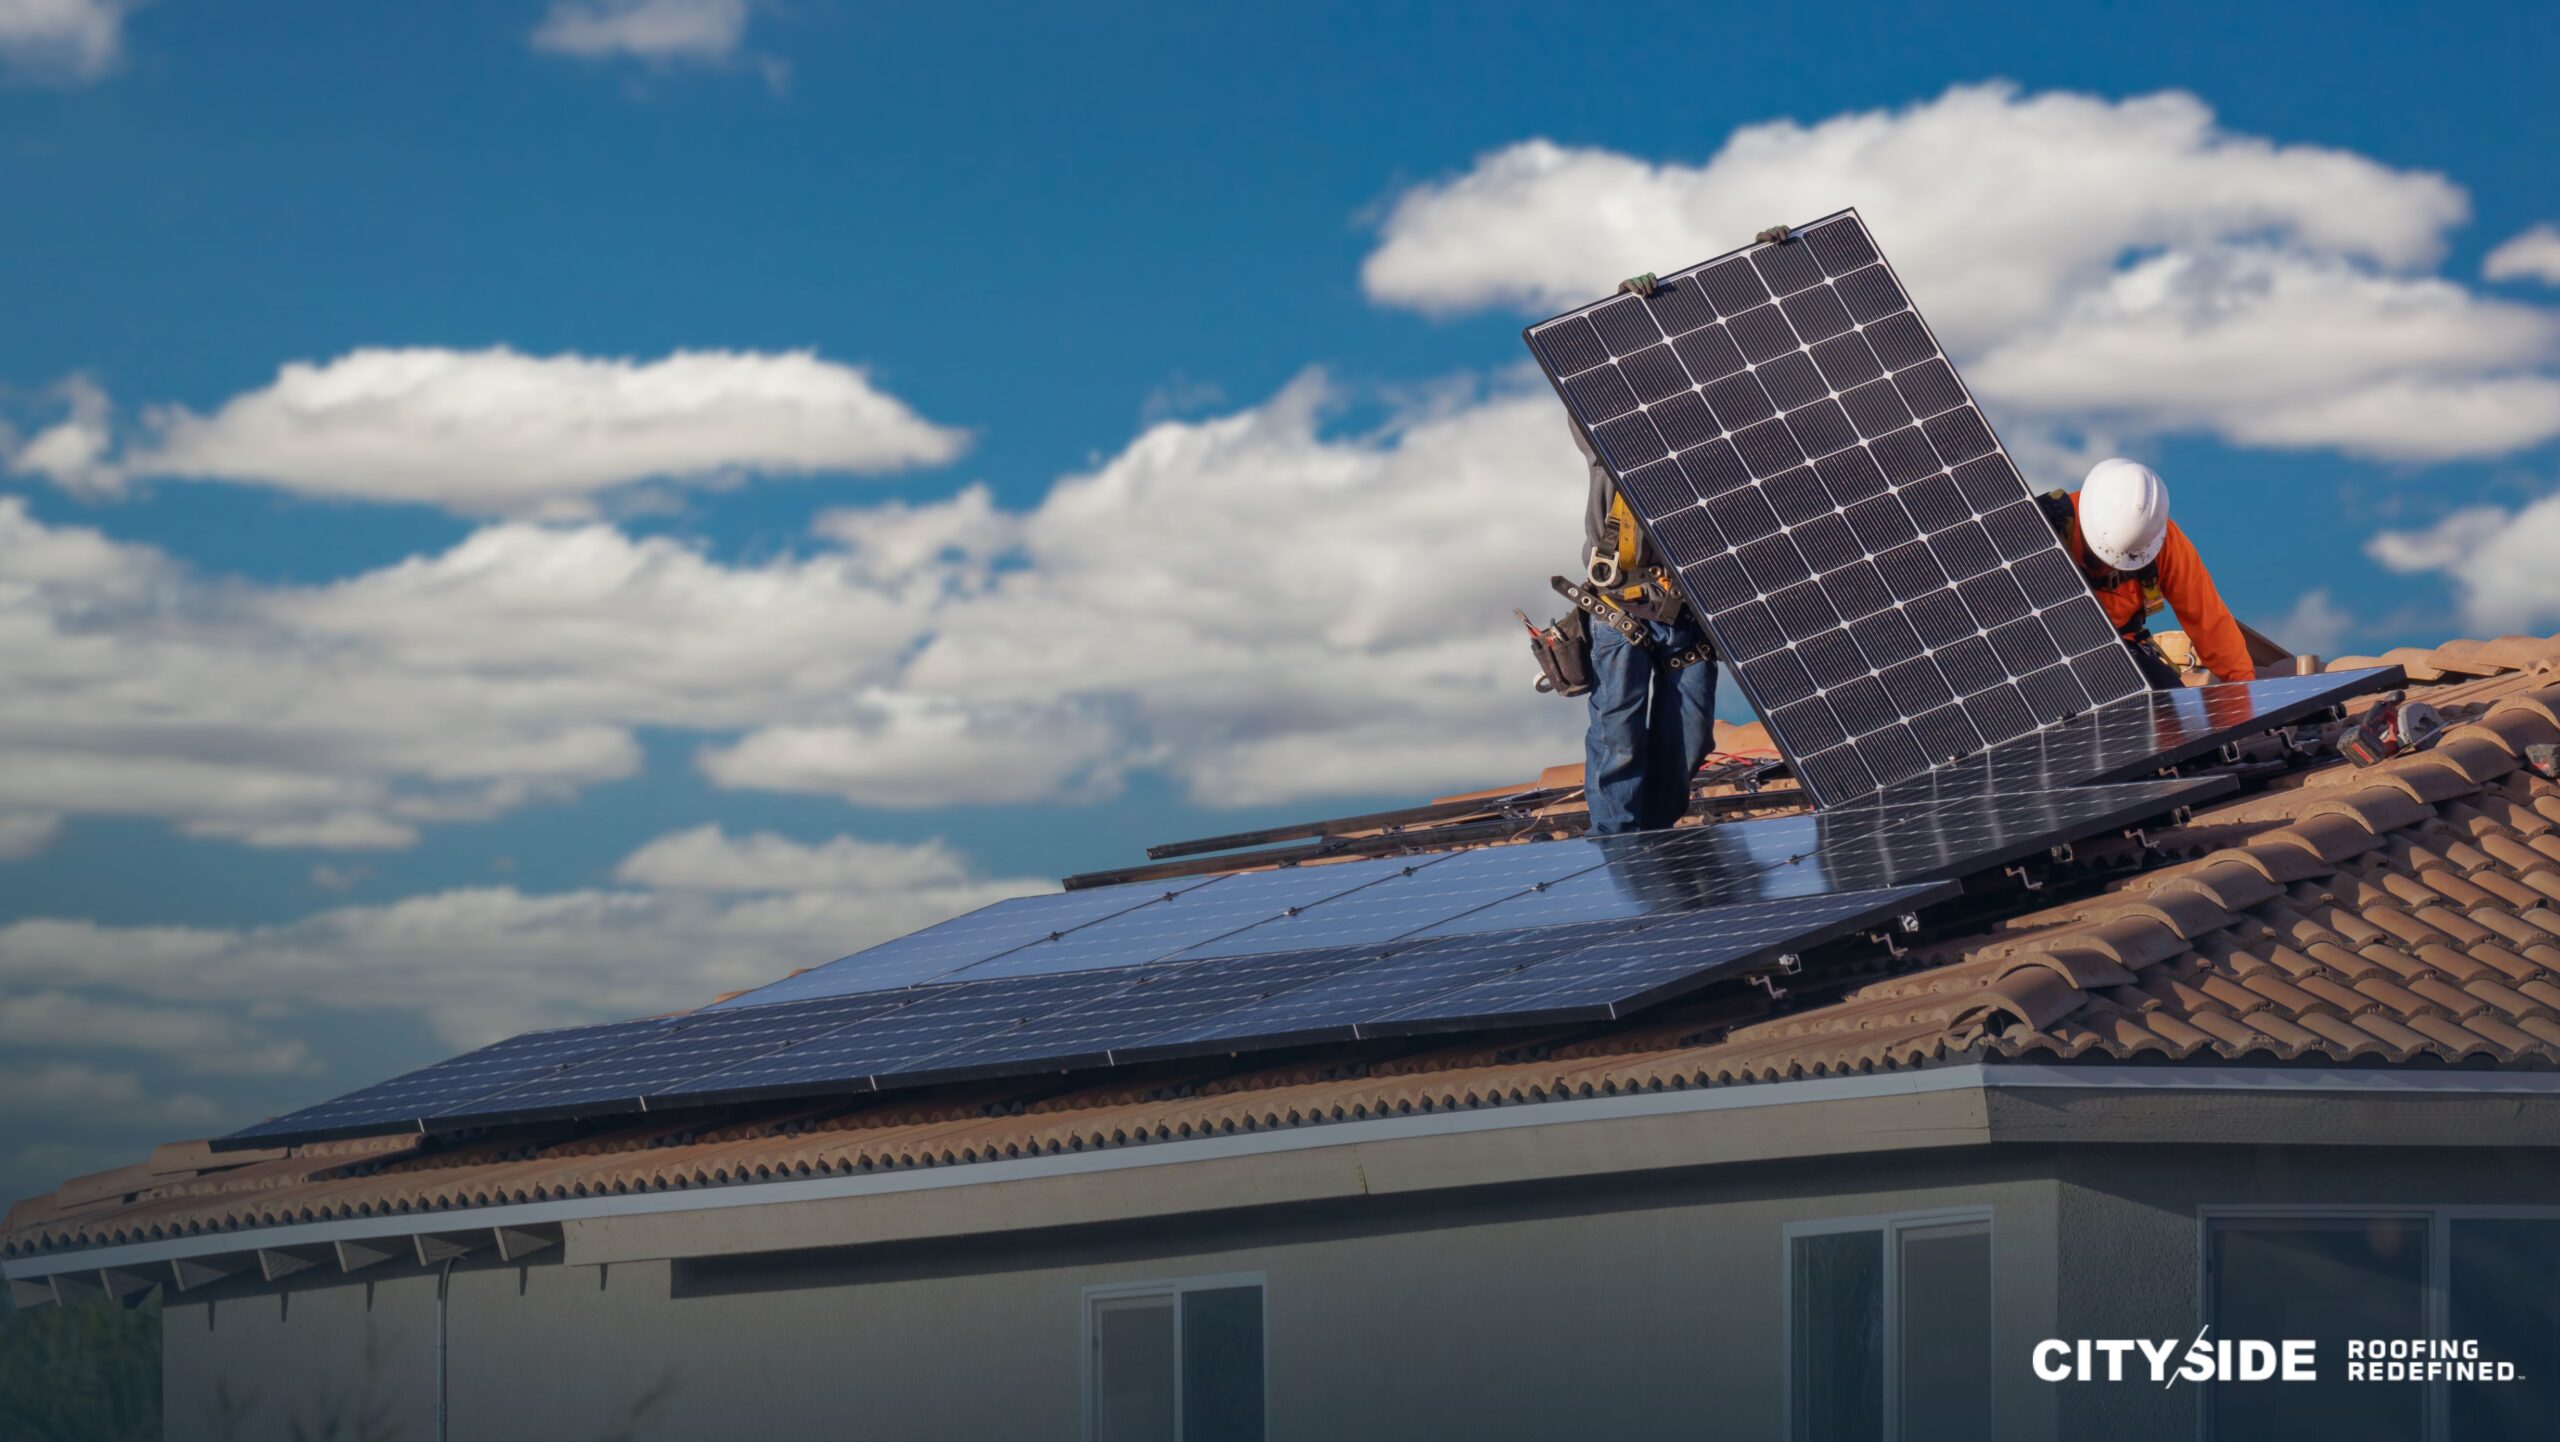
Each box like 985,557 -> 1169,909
16,1060 -> 2560,1301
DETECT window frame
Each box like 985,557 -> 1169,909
1079,1271 -> 1270,1442
2195,1204 -> 2560,1442
1782,1205 -> 1997,1442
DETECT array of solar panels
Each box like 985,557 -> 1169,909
1526,210 -> 2148,807
221,664 -> 2394,1147
230,874 -> 1951,1142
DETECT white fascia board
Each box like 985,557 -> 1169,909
13,1063 -> 2560,1281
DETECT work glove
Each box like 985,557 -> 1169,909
1616,272 -> 1658,298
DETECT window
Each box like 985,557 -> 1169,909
1084,1275 -> 1265,1442
2203,1209 -> 2560,1442
1787,1210 -> 1992,1442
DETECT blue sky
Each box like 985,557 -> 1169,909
1,0 -> 2556,1199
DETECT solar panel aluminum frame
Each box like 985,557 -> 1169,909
1523,208 -> 2149,809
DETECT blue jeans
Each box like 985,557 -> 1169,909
1584,614 -> 1718,835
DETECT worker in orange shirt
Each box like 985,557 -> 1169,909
2046,459 -> 2255,689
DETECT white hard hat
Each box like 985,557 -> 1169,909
2077,458 -> 2170,572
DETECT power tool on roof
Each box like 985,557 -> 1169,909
2337,693 -> 2445,768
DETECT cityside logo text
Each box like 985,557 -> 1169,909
2034,1332 -> 2313,1385
2034,1331 -> 2524,1385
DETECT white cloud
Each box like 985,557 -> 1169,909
533,0 -> 749,65
5,374 -> 119,495
614,823 -> 978,894
2265,588 -> 2356,660
2368,495 -> 2560,632
759,370 -> 1591,806
698,698 -> 1133,808
0,367 -> 1590,850
0,1062 -> 221,1129
0,991 -> 317,1075
1361,84 -> 2560,463
0,812 -> 60,860
0,0 -> 125,83
2486,225 -> 2560,286
1964,248 -> 2560,462
0,828 -> 1048,1051
107,347 -> 964,517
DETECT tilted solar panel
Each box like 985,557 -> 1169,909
1525,209 -> 2148,806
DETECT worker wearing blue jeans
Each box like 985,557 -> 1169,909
1585,613 -> 1718,834
1572,413 -> 1720,835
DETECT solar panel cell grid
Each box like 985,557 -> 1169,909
1525,210 -> 2148,806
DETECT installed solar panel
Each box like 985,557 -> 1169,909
1372,885 -> 1947,1030
440,989 -> 925,1122
219,670 -> 2390,1148
224,1015 -> 674,1144
713,878 -> 1222,1008
933,854 -> 1452,981
1526,209 -> 2148,806
1912,665 -> 2396,797
672,968 -> 1144,1101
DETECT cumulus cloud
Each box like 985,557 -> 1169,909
5,374 -> 119,495
2265,588 -> 2357,661
699,698 -> 1134,808
2368,495 -> 2560,632
614,823 -> 979,894
1965,249 -> 2560,463
2486,225 -> 2560,287
0,369 -> 1588,849
1362,84 -> 2560,463
0,0 -> 126,82
0,991 -> 317,1075
749,370 -> 1591,806
533,0 -> 748,64
84,347 -> 965,517
0,1062 -> 221,1129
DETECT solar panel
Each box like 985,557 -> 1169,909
711,879 -> 1221,1008
439,989 -> 926,1122
1922,666 -> 2396,796
1526,209 -> 2149,806
671,968 -> 1144,1103
1131,923 -> 1646,1056
1163,840 -> 1621,958
1371,884 -> 1948,1031
878,946 -> 1395,1078
224,1015 -> 674,1144
931,854 -> 1453,981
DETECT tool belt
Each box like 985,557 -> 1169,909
1519,576 -> 1712,699
1552,577 -> 1712,664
